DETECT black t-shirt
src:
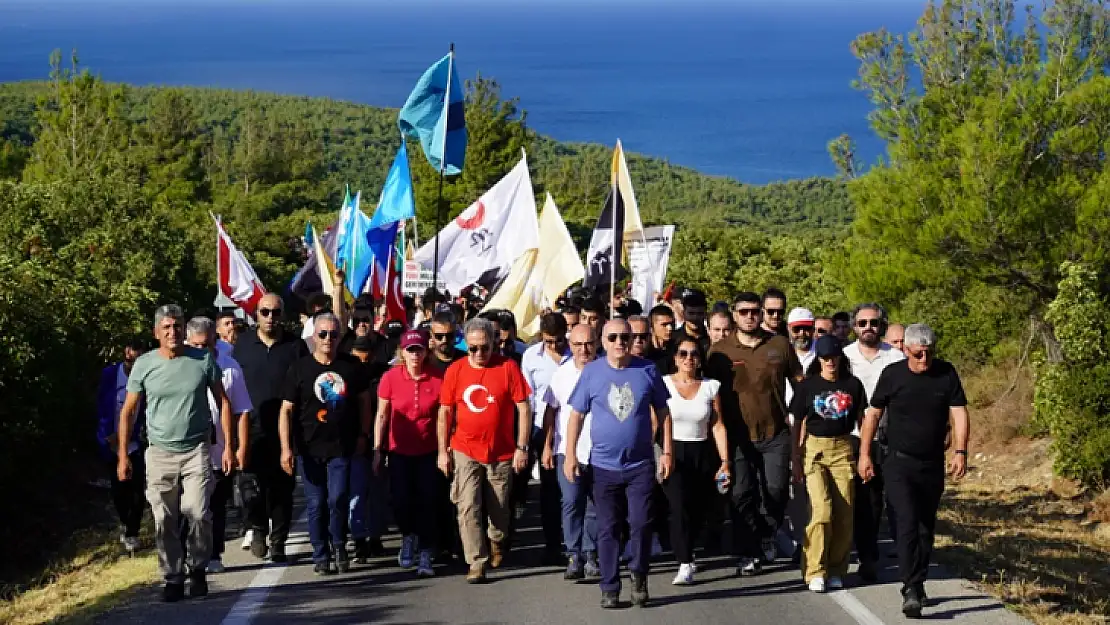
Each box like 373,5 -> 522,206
281,354 -> 369,460
789,374 -> 866,438
871,359 -> 967,461
430,348 -> 466,373
234,330 -> 309,443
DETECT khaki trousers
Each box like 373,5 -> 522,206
146,443 -> 214,583
450,450 -> 513,566
802,435 -> 855,582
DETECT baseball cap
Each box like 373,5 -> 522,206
815,334 -> 843,358
681,288 -> 708,308
787,307 -> 816,327
400,329 -> 428,350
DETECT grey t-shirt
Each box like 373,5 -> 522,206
127,347 -> 221,453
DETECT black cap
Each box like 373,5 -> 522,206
681,288 -> 708,308
351,335 -> 375,353
815,334 -> 843,358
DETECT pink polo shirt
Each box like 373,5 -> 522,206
377,364 -> 444,456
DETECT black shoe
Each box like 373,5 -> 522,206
187,572 -> 208,599
162,582 -> 185,603
314,561 -> 336,576
901,585 -> 923,618
367,537 -> 386,557
334,545 -> 350,573
857,559 -> 878,584
250,532 -> 268,559
600,591 -> 619,609
916,582 -> 929,605
354,538 -> 371,564
630,573 -> 649,607
270,542 -> 287,563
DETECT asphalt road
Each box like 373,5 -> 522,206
95,481 -> 1030,625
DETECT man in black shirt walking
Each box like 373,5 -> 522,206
858,323 -> 970,618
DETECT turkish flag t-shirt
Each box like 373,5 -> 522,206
441,355 -> 531,464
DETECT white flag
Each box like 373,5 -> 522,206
414,152 -> 539,295
626,225 -> 675,311
213,214 -> 266,316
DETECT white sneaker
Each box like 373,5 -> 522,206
672,562 -> 695,585
690,560 -> 698,574
241,529 -> 254,550
416,550 -> 435,577
809,577 -> 827,593
738,557 -> 762,576
828,576 -> 844,590
207,559 -> 226,573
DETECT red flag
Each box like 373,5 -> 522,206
382,246 -> 407,325
214,215 -> 266,316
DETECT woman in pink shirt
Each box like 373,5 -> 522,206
373,329 -> 444,577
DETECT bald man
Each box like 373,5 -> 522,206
233,292 -> 308,563
884,323 -> 905,351
565,319 -> 674,609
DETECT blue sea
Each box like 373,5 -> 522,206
0,0 -> 924,184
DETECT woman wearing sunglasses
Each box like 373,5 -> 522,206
661,337 -> 731,585
372,329 -> 444,578
789,334 -> 866,593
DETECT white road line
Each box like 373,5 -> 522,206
220,507 -> 309,625
827,589 -> 888,625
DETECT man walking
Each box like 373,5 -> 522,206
565,319 -> 674,609
858,324 -> 970,617
884,323 -> 906,351
96,338 -> 147,554
118,304 -> 232,602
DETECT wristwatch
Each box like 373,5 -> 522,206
516,444 -> 529,453
954,449 -> 968,456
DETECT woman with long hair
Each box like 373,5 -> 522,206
661,337 -> 731,585
790,334 -> 865,593
373,329 -> 444,578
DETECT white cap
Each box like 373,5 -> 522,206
787,307 -> 815,327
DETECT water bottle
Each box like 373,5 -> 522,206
715,470 -> 730,494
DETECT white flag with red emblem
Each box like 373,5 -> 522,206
213,214 -> 266,316
413,151 -> 539,295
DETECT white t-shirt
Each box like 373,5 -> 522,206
521,342 -> 570,428
843,340 -> 905,437
663,375 -> 721,442
207,351 -> 254,469
542,360 -> 592,463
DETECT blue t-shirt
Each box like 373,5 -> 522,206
568,357 -> 670,472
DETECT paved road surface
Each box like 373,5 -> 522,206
95,481 -> 1029,625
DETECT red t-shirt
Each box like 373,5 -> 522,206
377,365 -> 443,456
441,355 -> 531,464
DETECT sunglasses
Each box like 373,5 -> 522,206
907,348 -> 932,360
677,349 -> 699,359
469,344 -> 491,354
763,308 -> 785,316
354,316 -> 373,325
316,330 -> 339,340
856,319 -> 882,329
734,308 -> 761,317
404,345 -> 426,353
816,328 -> 829,335
606,333 -> 631,344
432,332 -> 453,341
258,307 -> 282,317
790,325 -> 813,333
632,332 -> 650,341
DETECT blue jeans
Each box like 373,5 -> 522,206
299,455 -> 350,563
593,462 -> 655,593
555,454 -> 597,556
348,455 -> 385,540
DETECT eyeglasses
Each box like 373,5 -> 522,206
676,349 -> 698,359
816,328 -> 829,335
632,332 -> 650,342
606,333 -> 631,344
432,332 -> 453,341
258,308 -> 281,317
907,348 -> 932,360
763,308 -> 784,317
468,344 -> 491,354
856,319 -> 882,329
316,330 -> 339,340
734,308 -> 761,317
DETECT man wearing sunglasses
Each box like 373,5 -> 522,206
707,291 -> 803,577
760,288 -> 788,337
278,313 -> 373,575
564,319 -> 674,609
858,323 -> 969,618
233,293 -> 308,563
842,303 -> 905,583
672,289 -> 711,355
437,318 -> 532,583
428,310 -> 466,372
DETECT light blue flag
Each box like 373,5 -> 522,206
369,141 -> 417,228
398,52 -> 466,175
335,191 -> 375,295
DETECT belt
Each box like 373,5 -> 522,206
889,449 -> 944,463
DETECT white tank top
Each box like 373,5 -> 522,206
663,375 -> 721,442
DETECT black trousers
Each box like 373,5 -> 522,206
243,440 -> 295,546
883,453 -> 945,588
107,450 -> 146,537
509,426 -> 562,552
851,437 -> 885,565
389,452 -> 441,549
730,430 -> 791,558
663,440 -> 717,563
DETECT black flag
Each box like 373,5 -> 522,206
583,189 -> 628,289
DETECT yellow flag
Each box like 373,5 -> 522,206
482,248 -> 542,340
535,193 -> 585,305
611,139 -> 644,237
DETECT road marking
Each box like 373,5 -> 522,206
827,589 -> 887,625
220,506 -> 309,625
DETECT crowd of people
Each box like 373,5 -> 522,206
97,281 -> 970,617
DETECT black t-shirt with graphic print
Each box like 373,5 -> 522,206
281,354 -> 369,459
788,374 -> 866,438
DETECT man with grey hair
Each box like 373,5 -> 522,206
858,323 -> 970,618
437,317 -> 532,583
118,304 -> 232,602
184,316 -> 253,573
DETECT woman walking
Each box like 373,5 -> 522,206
662,337 -> 731,585
790,334 -> 865,592
373,329 -> 445,577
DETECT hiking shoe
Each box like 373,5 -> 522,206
416,550 -> 435,577
564,553 -> 584,581
187,572 -> 208,598
314,561 -> 336,576
600,590 -> 619,609
207,558 -> 226,574
398,535 -> 417,569
809,577 -> 827,593
738,557 -> 762,576
250,531 -> 268,559
162,582 -> 185,603
902,585 -> 923,618
630,573 -> 649,607
828,576 -> 844,590
334,545 -> 350,573
584,551 -> 601,580
270,542 -> 287,563
466,562 -> 486,584
489,541 -> 504,569
672,562 -> 695,586
761,537 -> 777,563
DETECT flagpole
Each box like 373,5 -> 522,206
609,143 -> 618,320
431,43 -> 454,296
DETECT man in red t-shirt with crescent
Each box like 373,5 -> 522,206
438,317 -> 532,584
